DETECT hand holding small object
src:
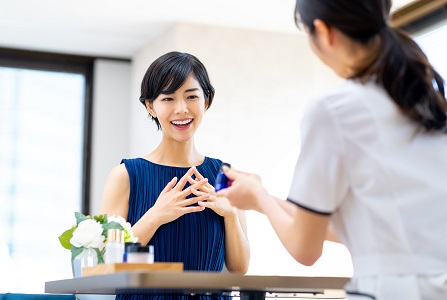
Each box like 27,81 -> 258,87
187,165 -> 237,218
216,165 -> 266,213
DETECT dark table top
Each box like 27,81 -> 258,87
45,271 -> 350,299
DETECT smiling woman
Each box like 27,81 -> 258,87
100,51 -> 250,300
145,76 -> 207,142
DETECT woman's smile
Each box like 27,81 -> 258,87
171,118 -> 193,130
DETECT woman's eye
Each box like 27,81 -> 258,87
162,97 -> 173,101
187,95 -> 199,100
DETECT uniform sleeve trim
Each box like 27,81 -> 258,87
286,198 -> 333,216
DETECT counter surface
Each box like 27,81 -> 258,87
45,271 -> 350,299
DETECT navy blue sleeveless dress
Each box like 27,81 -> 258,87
116,157 -> 228,300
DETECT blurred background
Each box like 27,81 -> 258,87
0,0 -> 446,293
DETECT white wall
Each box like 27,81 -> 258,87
90,59 -> 131,214
91,22 -> 352,277
128,23 -> 342,185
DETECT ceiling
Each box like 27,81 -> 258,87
0,0 -> 415,59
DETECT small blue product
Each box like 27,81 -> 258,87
123,242 -> 141,262
214,162 -> 231,192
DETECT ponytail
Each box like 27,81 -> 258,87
361,26 -> 447,132
295,0 -> 447,132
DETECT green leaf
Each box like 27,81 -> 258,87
58,228 -> 75,250
102,221 -> 124,238
71,246 -> 84,261
75,212 -> 87,225
95,248 -> 105,264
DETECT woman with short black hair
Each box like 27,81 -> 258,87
101,51 -> 250,300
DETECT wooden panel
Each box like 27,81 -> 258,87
391,0 -> 447,27
82,262 -> 184,276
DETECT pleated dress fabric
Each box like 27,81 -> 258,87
116,157 -> 229,300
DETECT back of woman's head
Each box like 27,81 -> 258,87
295,0 -> 447,132
140,51 -> 215,129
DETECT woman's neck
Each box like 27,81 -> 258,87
345,37 -> 381,78
144,137 -> 204,167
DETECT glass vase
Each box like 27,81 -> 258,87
71,247 -> 98,278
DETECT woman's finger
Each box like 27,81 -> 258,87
198,201 -> 217,209
188,177 -> 214,194
182,194 -> 210,206
180,178 -> 208,198
204,182 -> 216,192
192,169 -> 215,191
160,177 -> 178,194
191,188 -> 206,196
187,176 -> 199,186
181,205 -> 206,215
192,168 -> 205,181
191,189 -> 217,202
216,188 -> 226,197
175,167 -> 197,191
222,165 -> 239,180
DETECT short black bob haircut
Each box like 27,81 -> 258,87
139,51 -> 215,130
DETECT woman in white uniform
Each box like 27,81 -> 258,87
218,0 -> 447,299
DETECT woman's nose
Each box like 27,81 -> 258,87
174,99 -> 188,114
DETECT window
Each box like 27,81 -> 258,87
392,0 -> 447,81
415,19 -> 447,80
0,49 -> 93,293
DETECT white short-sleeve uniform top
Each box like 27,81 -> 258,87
287,80 -> 447,300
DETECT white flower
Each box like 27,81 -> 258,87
108,215 -> 138,243
70,219 -> 105,249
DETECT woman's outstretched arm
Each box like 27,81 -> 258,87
218,167 -> 329,266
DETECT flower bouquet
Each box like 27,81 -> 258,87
58,212 -> 138,264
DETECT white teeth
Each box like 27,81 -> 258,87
171,119 -> 192,125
